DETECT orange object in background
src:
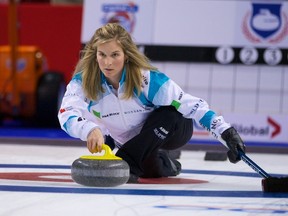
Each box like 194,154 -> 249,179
0,46 -> 44,118
0,46 -> 65,127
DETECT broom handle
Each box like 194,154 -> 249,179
238,150 -> 271,179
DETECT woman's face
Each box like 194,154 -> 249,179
96,40 -> 126,87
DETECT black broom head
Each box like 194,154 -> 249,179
262,177 -> 288,193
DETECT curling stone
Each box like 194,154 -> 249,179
71,144 -> 130,187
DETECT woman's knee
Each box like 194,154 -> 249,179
154,106 -> 182,123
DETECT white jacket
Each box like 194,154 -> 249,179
58,69 -> 230,146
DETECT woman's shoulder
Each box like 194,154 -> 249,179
72,72 -> 83,81
68,72 -> 84,86
142,69 -> 169,80
141,69 -> 162,76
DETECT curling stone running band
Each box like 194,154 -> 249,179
71,144 -> 130,187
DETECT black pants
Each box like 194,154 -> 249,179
115,106 -> 193,178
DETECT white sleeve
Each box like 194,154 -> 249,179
58,79 -> 101,141
179,94 -> 231,144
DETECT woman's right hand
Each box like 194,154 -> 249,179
87,128 -> 104,153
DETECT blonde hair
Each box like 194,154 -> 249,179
74,23 -> 157,100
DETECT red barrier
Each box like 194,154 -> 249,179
0,3 -> 83,83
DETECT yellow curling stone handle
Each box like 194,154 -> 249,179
80,144 -> 122,160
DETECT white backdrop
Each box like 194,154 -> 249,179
82,0 -> 288,48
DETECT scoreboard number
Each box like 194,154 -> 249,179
215,46 -> 234,64
240,47 -> 258,65
263,47 -> 282,65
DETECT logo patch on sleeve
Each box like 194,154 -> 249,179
171,100 -> 181,110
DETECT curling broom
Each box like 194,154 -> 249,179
239,150 -> 288,193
